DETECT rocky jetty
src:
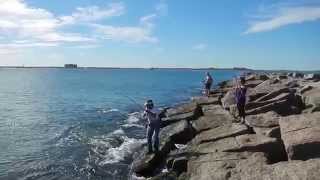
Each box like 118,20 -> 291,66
132,72 -> 320,180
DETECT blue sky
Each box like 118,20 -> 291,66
0,0 -> 319,70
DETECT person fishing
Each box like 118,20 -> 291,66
235,76 -> 247,123
143,100 -> 161,154
203,72 -> 213,97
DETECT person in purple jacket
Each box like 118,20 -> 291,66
235,77 -> 247,123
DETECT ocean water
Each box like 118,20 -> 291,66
0,68 -> 241,180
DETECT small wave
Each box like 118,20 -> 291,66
112,129 -> 125,135
126,112 -> 141,124
121,124 -> 144,128
100,108 -> 120,114
99,137 -> 145,165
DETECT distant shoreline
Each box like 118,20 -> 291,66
0,66 -> 319,72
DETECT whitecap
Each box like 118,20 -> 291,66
121,124 -> 144,128
101,108 -> 120,113
112,129 -> 125,135
126,113 -> 141,124
98,137 -> 146,165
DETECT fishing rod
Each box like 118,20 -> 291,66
115,92 -> 145,110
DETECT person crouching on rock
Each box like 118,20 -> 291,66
143,100 -> 161,154
235,77 -> 247,123
203,72 -> 213,97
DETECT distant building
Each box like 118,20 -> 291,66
64,64 -> 78,68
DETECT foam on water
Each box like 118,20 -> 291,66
126,112 -> 141,123
99,137 -> 145,165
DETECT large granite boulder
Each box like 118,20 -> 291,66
186,152 -> 266,180
301,82 -> 320,112
225,134 -> 287,163
133,120 -> 196,177
191,96 -> 220,106
191,123 -> 249,145
235,155 -> 320,180
166,102 -> 202,118
245,111 -> 280,128
304,73 -> 320,81
221,90 -> 236,109
279,112 -> 320,160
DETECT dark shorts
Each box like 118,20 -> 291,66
237,103 -> 246,118
205,83 -> 212,90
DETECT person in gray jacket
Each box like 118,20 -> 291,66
143,100 -> 161,154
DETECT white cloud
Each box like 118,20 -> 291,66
192,43 -> 207,51
0,0 -> 164,51
245,5 -> 320,34
93,24 -> 158,43
92,1 -> 165,43
59,3 -> 125,25
0,0 -> 94,44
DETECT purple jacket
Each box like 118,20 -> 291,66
235,87 -> 247,105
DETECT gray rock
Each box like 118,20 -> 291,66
149,171 -> 178,180
167,102 -> 202,117
133,120 -> 195,177
201,104 -> 232,117
186,152 -> 265,180
225,134 -> 287,163
191,123 -> 249,145
245,111 -> 280,128
300,85 -> 313,94
235,155 -> 320,180
191,96 -> 220,106
162,111 -> 197,126
221,90 -> 236,109
304,73 -> 320,81
301,82 -> 320,112
279,112 -> 320,160
253,126 -> 281,138
172,157 -> 188,175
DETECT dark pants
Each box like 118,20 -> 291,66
205,83 -> 212,90
147,121 -> 160,152
237,103 -> 246,119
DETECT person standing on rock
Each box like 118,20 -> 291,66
143,100 -> 161,154
235,77 -> 247,123
203,72 -> 213,97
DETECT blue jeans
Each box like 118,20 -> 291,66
147,121 -> 160,152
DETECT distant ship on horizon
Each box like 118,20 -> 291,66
64,64 -> 78,68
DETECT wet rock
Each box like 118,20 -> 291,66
279,112 -> 320,160
149,171 -> 178,180
133,120 -> 196,177
171,157 -> 188,175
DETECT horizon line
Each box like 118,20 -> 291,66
0,65 -> 319,72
